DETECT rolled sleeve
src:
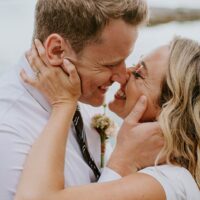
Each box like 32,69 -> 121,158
98,167 -> 122,183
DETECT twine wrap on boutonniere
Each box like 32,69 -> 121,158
91,104 -> 118,168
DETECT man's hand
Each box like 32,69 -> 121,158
107,96 -> 164,176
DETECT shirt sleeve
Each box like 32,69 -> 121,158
98,167 -> 122,182
139,165 -> 185,200
0,122 -> 33,200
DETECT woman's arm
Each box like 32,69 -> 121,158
15,40 -> 81,198
53,173 -> 165,200
16,104 -> 77,198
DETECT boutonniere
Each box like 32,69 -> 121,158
91,104 -> 118,168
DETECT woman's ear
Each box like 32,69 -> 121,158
44,34 -> 76,66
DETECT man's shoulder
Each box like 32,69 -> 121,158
0,68 -> 47,125
0,69 -> 25,118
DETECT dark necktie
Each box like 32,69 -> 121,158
73,107 -> 101,180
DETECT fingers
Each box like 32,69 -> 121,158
20,69 -> 38,87
34,39 -> 49,65
125,95 -> 147,125
63,59 -> 80,85
26,39 -> 47,72
25,40 -> 47,73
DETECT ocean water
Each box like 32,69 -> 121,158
1,0 -> 200,124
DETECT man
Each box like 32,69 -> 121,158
0,0 -> 162,199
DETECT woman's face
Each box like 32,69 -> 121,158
109,45 -> 170,121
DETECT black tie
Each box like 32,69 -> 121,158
73,107 -> 101,180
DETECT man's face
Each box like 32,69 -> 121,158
75,19 -> 138,106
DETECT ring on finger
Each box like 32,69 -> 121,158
34,70 -> 41,79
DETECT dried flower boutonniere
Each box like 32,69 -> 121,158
91,104 -> 118,168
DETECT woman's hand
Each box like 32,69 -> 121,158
108,96 -> 164,176
21,40 -> 81,108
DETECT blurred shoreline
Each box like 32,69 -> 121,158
148,0 -> 200,25
149,7 -> 200,26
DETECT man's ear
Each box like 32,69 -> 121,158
44,34 -> 76,66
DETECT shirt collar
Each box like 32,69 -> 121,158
16,54 -> 51,113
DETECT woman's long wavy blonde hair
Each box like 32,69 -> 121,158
158,37 -> 200,188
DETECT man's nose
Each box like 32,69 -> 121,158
111,62 -> 127,84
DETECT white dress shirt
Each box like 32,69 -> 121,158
0,55 -> 121,200
140,165 -> 200,200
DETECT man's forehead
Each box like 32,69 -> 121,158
95,45 -> 133,65
97,56 -> 125,65
78,36 -> 134,65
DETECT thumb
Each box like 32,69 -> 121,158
125,95 -> 147,125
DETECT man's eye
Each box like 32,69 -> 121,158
132,71 -> 144,79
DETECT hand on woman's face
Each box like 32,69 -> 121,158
109,45 -> 170,122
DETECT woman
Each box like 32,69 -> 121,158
15,37 -> 200,200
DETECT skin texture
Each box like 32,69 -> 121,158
109,45 -> 170,121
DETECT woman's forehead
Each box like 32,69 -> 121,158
138,46 -> 169,80
144,45 -> 170,61
141,45 -> 170,69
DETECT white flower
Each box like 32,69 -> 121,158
91,114 -> 118,137
105,121 -> 119,137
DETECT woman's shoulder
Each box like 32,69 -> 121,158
139,164 -> 200,200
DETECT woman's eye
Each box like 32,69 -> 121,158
132,71 -> 144,79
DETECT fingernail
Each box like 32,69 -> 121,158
140,95 -> 146,104
63,59 -> 70,65
34,39 -> 39,43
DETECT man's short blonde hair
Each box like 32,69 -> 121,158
33,0 -> 148,53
